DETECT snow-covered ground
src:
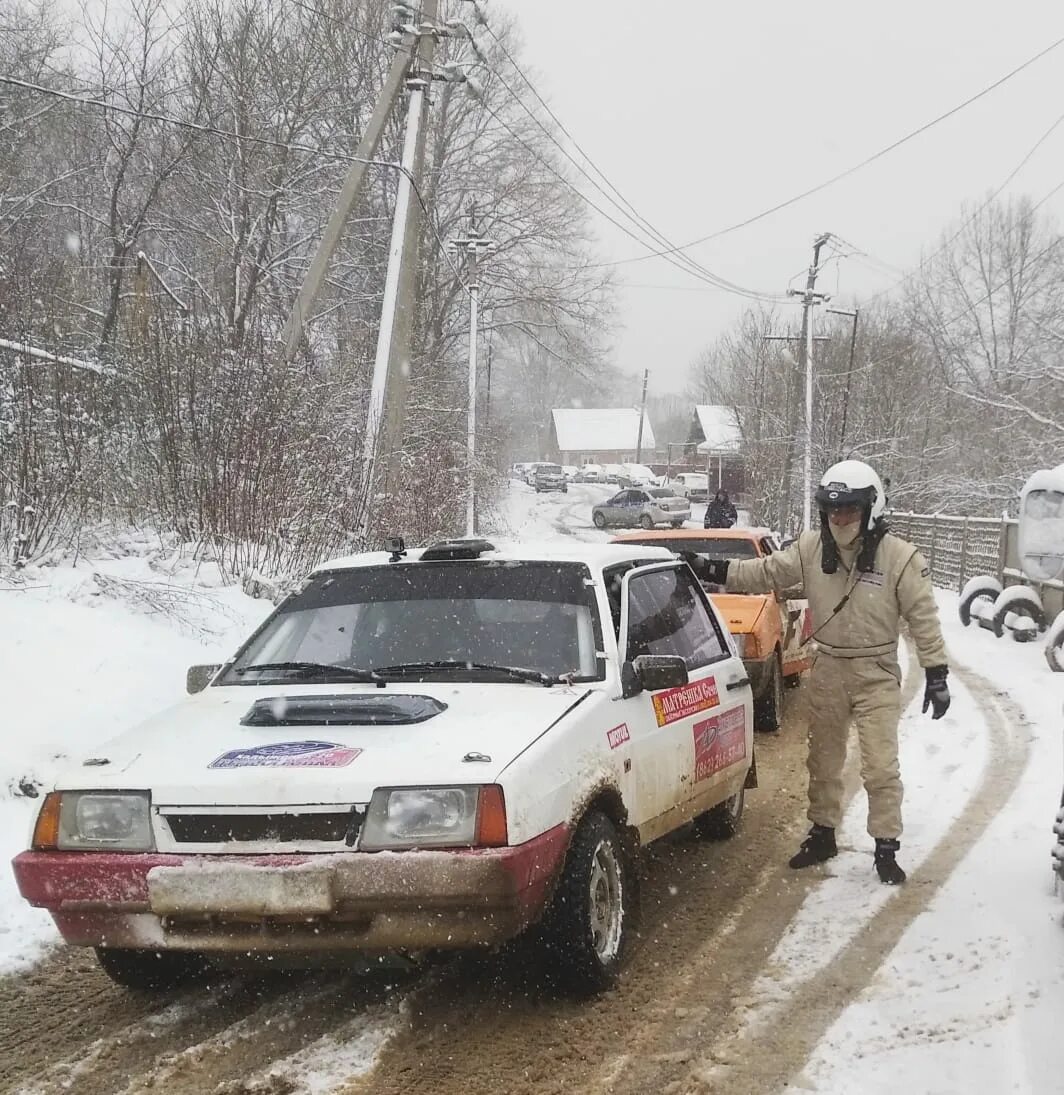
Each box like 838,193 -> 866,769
3,485 -> 1064,1093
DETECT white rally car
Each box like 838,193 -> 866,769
14,539 -> 754,993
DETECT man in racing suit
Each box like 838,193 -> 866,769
693,460 -> 950,884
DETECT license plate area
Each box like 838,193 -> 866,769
148,865 -> 335,917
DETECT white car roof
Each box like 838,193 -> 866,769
314,540 -> 677,574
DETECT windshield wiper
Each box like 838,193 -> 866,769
233,661 -> 386,686
375,660 -> 559,686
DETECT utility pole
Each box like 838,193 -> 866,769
787,233 -> 831,531
279,40 -> 412,363
451,206 -> 495,536
359,0 -> 445,542
634,369 -> 649,462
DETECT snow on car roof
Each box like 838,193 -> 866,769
314,540 -> 677,573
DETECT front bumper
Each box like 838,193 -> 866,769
12,825 -> 570,953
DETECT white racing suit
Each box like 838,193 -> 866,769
726,530 -> 947,838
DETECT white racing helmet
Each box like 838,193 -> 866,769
815,460 -> 886,531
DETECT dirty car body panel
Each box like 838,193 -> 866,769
15,541 -> 753,968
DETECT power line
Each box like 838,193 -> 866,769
476,16 -> 784,302
473,90 -> 784,303
0,74 -> 400,169
600,32 -> 1064,268
859,107 -> 1064,307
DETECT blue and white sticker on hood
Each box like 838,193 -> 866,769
208,741 -> 363,769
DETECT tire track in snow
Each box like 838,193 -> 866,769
651,658 -> 1030,1095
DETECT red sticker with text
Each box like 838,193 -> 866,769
606,723 -> 630,750
651,678 -> 720,727
692,707 -> 747,782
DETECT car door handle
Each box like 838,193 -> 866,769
726,677 -> 751,691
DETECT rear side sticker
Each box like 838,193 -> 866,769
652,678 -> 720,727
692,707 -> 746,782
606,723 -> 630,750
209,741 -> 363,769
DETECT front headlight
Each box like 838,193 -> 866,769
361,785 -> 507,850
52,792 -> 154,851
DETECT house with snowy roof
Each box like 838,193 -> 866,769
547,408 -> 656,466
687,404 -> 745,494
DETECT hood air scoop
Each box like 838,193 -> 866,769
241,693 -> 448,727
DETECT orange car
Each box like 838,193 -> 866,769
611,528 -> 812,731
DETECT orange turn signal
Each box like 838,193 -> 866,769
32,792 -> 62,851
475,785 -> 508,848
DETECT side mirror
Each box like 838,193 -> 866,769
780,537 -> 796,550
187,664 -> 222,694
632,654 -> 689,693
620,659 -> 643,699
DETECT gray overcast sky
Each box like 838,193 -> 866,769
494,0 -> 1064,395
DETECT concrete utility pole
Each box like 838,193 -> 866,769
826,306 -> 860,454
788,233 -> 832,531
634,369 -> 649,462
360,0 -> 442,540
451,207 -> 495,536
279,44 -> 412,363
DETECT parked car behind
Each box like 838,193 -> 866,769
592,487 -> 690,530
665,473 -> 710,503
13,538 -> 754,994
610,528 -> 813,732
562,465 -> 579,481
575,463 -> 605,483
621,463 -> 658,486
533,464 -> 568,493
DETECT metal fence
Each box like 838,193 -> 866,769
890,510 -> 1064,620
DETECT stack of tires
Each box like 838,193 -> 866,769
958,576 -> 1044,642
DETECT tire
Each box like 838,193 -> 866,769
990,587 -> 1045,639
536,811 -> 636,994
592,512 -> 607,529
95,947 -> 204,991
639,513 -> 655,529
671,521 -> 683,528
753,653 -> 783,733
958,575 -> 1002,627
691,784 -> 745,840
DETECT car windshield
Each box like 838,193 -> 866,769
537,464 -> 563,475
225,561 -> 604,683
622,537 -> 759,560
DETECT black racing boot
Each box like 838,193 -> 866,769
874,838 -> 906,885
788,825 -> 838,869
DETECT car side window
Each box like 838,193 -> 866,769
760,537 -> 775,556
625,566 -> 727,668
632,491 -> 648,504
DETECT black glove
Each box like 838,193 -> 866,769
922,665 -> 950,719
683,554 -> 729,587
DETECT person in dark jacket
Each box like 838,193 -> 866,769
704,489 -> 737,528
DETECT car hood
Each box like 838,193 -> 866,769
709,592 -> 767,634
54,683 -> 595,805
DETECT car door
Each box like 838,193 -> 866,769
617,562 -> 752,840
600,491 -> 624,524
626,490 -> 649,524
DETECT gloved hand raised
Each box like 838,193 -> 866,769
681,554 -> 729,587
922,665 -> 950,719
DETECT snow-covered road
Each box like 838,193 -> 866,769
1,484 -> 1062,1094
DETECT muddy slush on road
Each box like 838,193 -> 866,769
0,650 -> 1024,1095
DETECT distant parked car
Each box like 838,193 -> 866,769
665,473 -> 710,503
601,463 -> 633,486
523,462 -> 552,485
562,465 -> 579,481
621,463 -> 657,486
592,487 -> 691,530
533,464 -> 568,493
511,462 -> 533,480
575,463 -> 605,483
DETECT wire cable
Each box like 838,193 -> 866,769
599,32 -> 1064,267
476,16 -> 785,301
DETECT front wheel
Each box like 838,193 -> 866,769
592,512 -> 607,529
639,514 -> 655,529
754,654 -> 783,732
95,947 -> 205,991
671,521 -> 684,528
536,811 -> 637,993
